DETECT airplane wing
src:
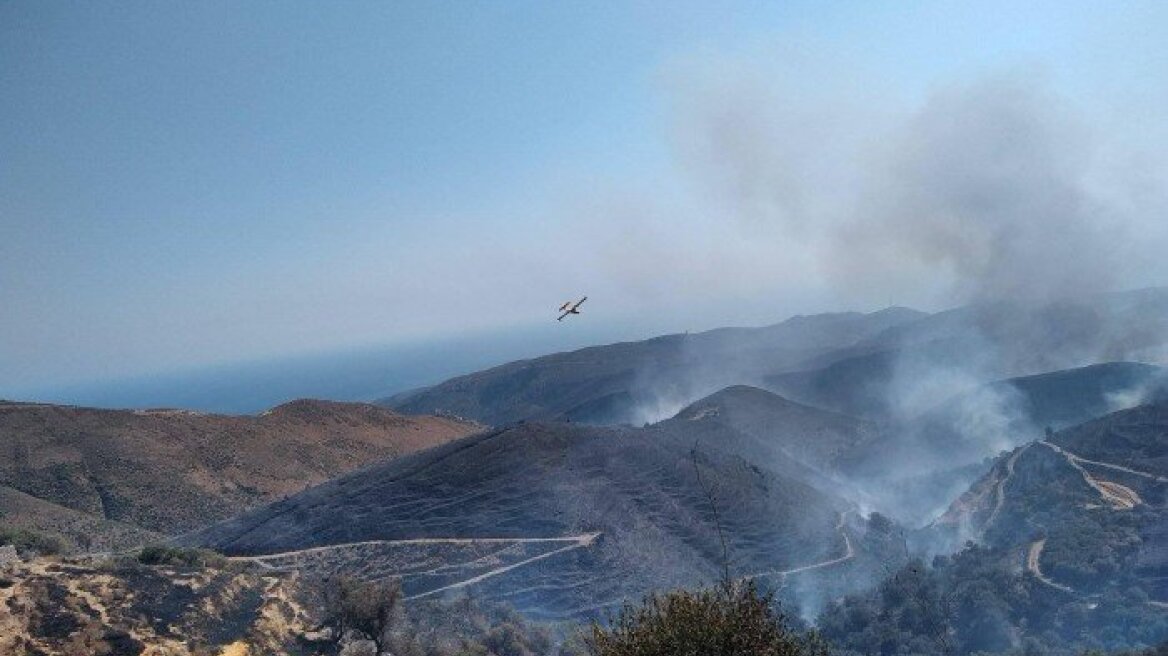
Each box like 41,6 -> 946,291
572,296 -> 587,310
557,311 -> 571,321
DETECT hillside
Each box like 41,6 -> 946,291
0,551 -> 573,656
383,307 -> 925,426
673,385 -> 877,473
886,362 -> 1168,471
0,484 -> 160,554
861,288 -> 1168,375
0,556 -> 313,656
818,400 -> 1168,655
935,399 -> 1168,596
766,289 -> 1168,421
1051,398 -> 1168,477
180,409 -> 898,620
797,363 -> 1168,527
0,399 -> 480,540
997,362 -> 1167,428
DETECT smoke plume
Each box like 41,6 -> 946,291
832,75 -> 1123,304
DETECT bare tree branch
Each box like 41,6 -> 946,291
691,440 -> 731,584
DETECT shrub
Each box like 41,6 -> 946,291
585,580 -> 828,656
321,575 -> 403,653
482,620 -> 554,656
0,525 -> 68,556
136,544 -> 226,568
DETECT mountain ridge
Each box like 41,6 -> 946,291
0,398 -> 481,543
382,307 -> 928,426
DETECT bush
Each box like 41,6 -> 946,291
136,544 -> 226,568
0,525 -> 68,556
482,620 -> 554,656
585,580 -> 828,656
321,575 -> 403,653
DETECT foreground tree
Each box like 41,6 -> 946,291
320,575 -> 403,654
585,580 -> 828,656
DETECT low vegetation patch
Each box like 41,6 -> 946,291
0,525 -> 68,556
136,544 -> 227,568
586,580 -> 828,656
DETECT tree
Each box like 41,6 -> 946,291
585,579 -> 828,656
482,621 -> 553,656
321,575 -> 403,654
691,441 -> 731,583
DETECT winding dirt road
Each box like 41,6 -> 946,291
228,532 -> 603,595
1026,539 -> 1073,593
228,509 -> 859,601
406,533 -> 601,600
746,511 -> 854,582
230,534 -> 601,563
985,445 -> 1029,529
1038,442 -> 1142,510
1019,445 -> 1168,608
1043,443 -> 1168,483
1026,539 -> 1168,611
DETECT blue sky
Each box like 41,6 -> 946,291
3,1 -> 1167,397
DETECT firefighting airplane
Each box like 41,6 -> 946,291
557,297 -> 587,321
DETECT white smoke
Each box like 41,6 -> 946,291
615,63 -> 1168,525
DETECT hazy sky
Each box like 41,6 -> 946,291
3,1 -> 1167,393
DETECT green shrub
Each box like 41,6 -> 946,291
585,580 -> 828,656
136,544 -> 226,568
482,620 -> 554,656
0,525 -> 68,556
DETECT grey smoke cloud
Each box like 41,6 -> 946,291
835,75 -> 1123,304
666,68 -> 1161,307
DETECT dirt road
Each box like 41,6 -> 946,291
1042,442 -> 1168,483
985,445 -> 1029,529
227,532 -> 603,597
746,511 -> 854,581
1026,539 -> 1073,593
406,533 -> 601,600
230,533 -> 602,563
1038,442 -> 1142,510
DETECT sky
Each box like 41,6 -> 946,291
3,1 -> 1167,400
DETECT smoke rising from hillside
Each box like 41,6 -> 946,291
635,69 -> 1168,535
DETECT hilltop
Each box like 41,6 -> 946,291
674,385 -> 878,472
